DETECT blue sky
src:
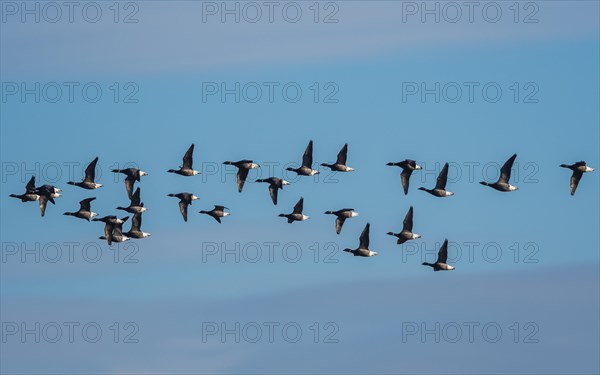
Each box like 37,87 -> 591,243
1,1 -> 599,374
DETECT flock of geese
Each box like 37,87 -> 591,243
9,141 -> 595,271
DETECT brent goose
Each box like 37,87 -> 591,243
167,192 -> 198,222
321,143 -> 354,172
386,159 -> 422,195
10,176 -> 39,202
34,184 -> 61,217
63,197 -> 98,221
422,239 -> 455,271
223,160 -> 260,192
287,140 -> 320,176
560,161 -> 594,195
117,187 -> 148,214
279,197 -> 309,223
94,216 -> 129,245
168,144 -> 200,176
199,205 -> 231,223
480,154 -> 518,192
256,177 -> 291,205
67,157 -> 102,190
387,206 -> 421,244
419,163 -> 454,197
112,168 -> 148,199
123,212 -> 151,239
324,208 -> 359,234
343,223 -> 378,257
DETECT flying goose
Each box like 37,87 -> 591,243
343,223 -> 378,257
67,157 -> 102,190
34,184 -> 61,217
480,154 -> 518,192
386,159 -> 422,195
419,163 -> 453,197
279,197 -> 309,223
112,168 -> 148,199
117,187 -> 148,214
324,208 -> 359,234
286,140 -> 320,176
94,216 -> 129,245
387,206 -> 421,244
63,197 -> 98,221
222,160 -> 260,192
167,192 -> 198,222
168,144 -> 200,176
321,143 -> 354,172
10,176 -> 40,203
255,177 -> 291,205
123,212 -> 151,239
560,161 -> 594,195
199,205 -> 231,223
422,239 -> 455,271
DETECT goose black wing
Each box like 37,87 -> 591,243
402,206 -> 414,232
336,143 -> 348,165
400,169 -> 413,195
237,168 -> 249,193
79,197 -> 96,212
84,157 -> 99,183
25,176 -> 36,193
570,171 -> 583,196
302,140 -> 314,168
103,222 -> 114,245
131,187 -> 141,206
358,223 -> 370,249
124,177 -> 135,199
178,201 -> 189,222
335,216 -> 346,235
182,144 -> 194,169
435,163 -> 449,190
132,212 -> 142,231
39,195 -> 49,217
436,239 -> 449,264
499,154 -> 517,184
292,197 -> 304,214
268,185 -> 279,205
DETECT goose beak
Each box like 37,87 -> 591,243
415,165 -> 422,170
192,195 -> 199,200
